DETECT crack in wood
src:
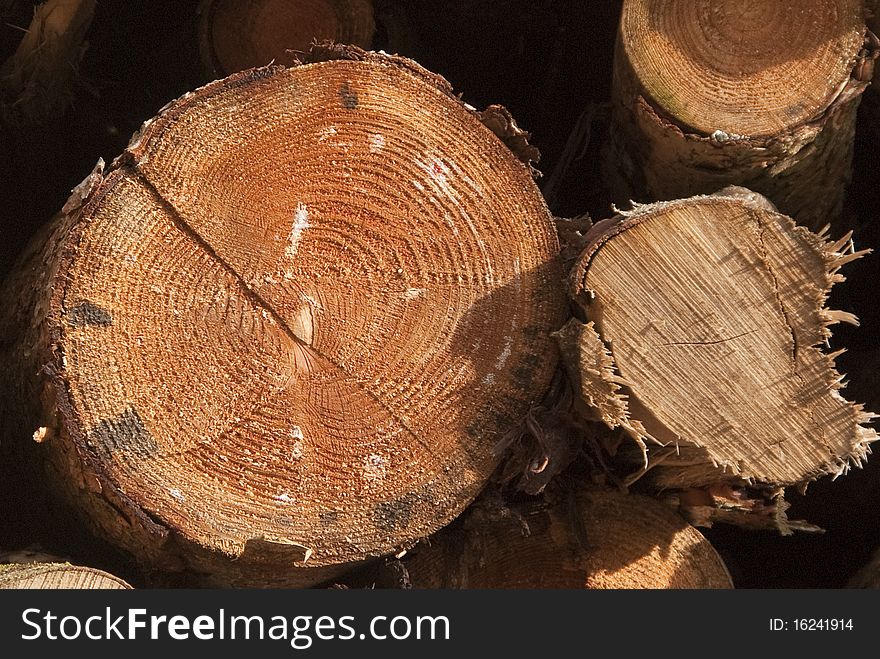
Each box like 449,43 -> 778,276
127,166 -> 431,454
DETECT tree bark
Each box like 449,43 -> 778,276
0,0 -> 96,127
604,0 -> 875,232
398,488 -> 733,589
559,187 -> 877,530
198,0 -> 375,77
0,563 -> 131,588
869,0 -> 880,92
0,48 -> 566,586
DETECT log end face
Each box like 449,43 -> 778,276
565,190 -> 878,491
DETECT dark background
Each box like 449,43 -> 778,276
1,0 -> 879,589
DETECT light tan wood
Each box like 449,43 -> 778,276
0,563 -> 131,589
404,489 -> 733,589
199,0 -> 375,76
561,189 -> 876,501
605,0 -> 873,231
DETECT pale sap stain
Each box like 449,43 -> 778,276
169,488 -> 185,503
291,303 -> 315,345
401,288 -> 426,301
415,157 -> 452,197
370,133 -> 385,152
363,454 -> 387,482
318,125 -> 338,142
301,293 -> 323,310
285,203 -> 310,260
495,336 -> 513,370
291,426 -> 304,460
482,373 -> 497,386
443,212 -> 459,236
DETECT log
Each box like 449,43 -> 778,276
399,489 -> 733,589
0,48 -> 566,586
198,0 -> 375,77
0,563 -> 131,589
558,188 -> 877,529
0,0 -> 96,127
604,0 -> 875,232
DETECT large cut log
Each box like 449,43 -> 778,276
399,489 -> 733,589
0,563 -> 131,589
604,0 -> 875,232
198,0 -> 375,77
0,48 -> 566,586
558,188 -> 877,530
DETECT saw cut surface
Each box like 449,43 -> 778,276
571,193 -> 875,485
620,0 -> 865,136
0,564 -> 131,589
55,57 -> 565,568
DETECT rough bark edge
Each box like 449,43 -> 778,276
117,45 -> 540,175
303,43 -> 542,171
490,370 -> 594,495
566,188 -> 878,490
631,26 -> 874,145
605,30 -> 877,231
663,485 -> 823,535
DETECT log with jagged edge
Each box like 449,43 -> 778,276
198,0 -> 375,77
0,563 -> 131,589
396,488 -> 733,589
0,47 -> 566,586
604,0 -> 876,232
557,187 -> 877,531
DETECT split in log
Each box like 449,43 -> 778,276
558,187 -> 877,530
198,0 -> 375,77
0,48 -> 566,586
397,488 -> 733,589
0,0 -> 96,127
604,0 -> 876,232
0,563 -> 131,589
